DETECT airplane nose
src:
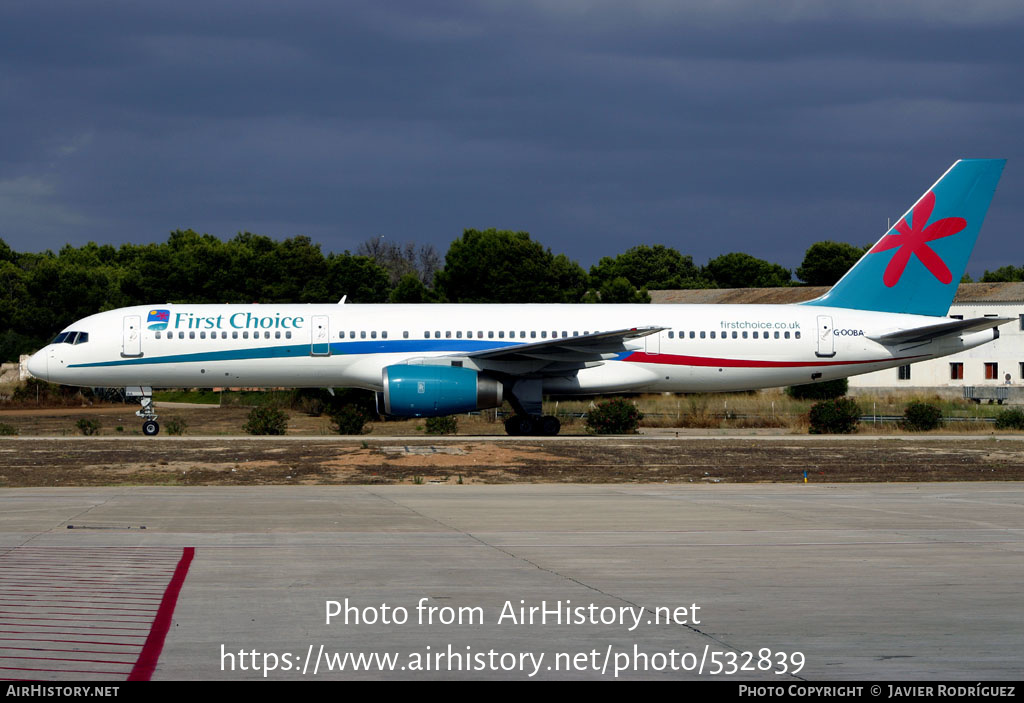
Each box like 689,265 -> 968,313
26,349 -> 48,381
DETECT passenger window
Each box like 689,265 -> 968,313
499,331 -> 505,339
753,331 -> 758,339
742,331 -> 748,339
668,331 -> 674,339
710,331 -> 716,339
155,331 -> 162,339
731,331 -> 737,339
700,331 -> 706,339
350,331 -> 356,339
189,331 -> 195,339
774,331 -> 780,339
785,331 -> 790,339
382,331 -> 388,339
403,331 -> 409,339
275,331 -> 281,339
795,331 -> 801,339
232,331 -> 238,339
478,331 -> 483,338
178,332 -> 184,339
243,331 -> 249,339
200,331 -> 206,339
286,331 -> 291,339
456,331 -> 462,339
371,331 -> 377,339
520,331 -> 526,338
488,331 -> 494,339
361,331 -> 366,339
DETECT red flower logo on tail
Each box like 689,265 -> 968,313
869,191 -> 965,287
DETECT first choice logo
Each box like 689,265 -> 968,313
833,329 -> 864,337
173,311 -> 306,331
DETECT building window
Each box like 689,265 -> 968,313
985,362 -> 998,380
898,365 -> 911,380
950,363 -> 963,380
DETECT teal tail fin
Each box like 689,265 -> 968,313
804,159 -> 1005,317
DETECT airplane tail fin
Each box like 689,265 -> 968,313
804,159 -> 1005,317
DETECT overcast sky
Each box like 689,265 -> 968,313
2,1 -> 1023,275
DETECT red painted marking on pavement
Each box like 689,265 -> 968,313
128,547 -> 195,681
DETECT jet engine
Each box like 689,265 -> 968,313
378,364 -> 503,417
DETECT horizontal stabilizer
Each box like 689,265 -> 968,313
868,316 -> 1012,345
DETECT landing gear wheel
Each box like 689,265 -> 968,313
516,415 -> 535,436
540,415 -> 561,436
505,415 -> 539,436
142,420 -> 160,436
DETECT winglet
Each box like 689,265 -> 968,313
804,159 -> 1005,317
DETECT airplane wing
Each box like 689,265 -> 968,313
868,316 -> 1013,346
403,326 -> 665,376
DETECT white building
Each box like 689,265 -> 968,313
651,283 -> 1024,395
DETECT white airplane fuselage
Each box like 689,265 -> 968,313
28,302 -> 997,394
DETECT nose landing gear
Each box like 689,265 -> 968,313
126,386 -> 160,436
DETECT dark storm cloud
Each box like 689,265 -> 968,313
1,0 -> 1023,275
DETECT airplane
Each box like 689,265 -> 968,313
27,158 -> 1008,436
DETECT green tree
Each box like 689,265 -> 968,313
980,265 -> 1024,283
588,276 -> 651,304
796,241 -> 869,286
434,229 -> 588,303
589,245 -> 708,291
389,273 -> 433,303
704,252 -> 791,288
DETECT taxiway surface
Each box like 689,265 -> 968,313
1,484 -> 1021,680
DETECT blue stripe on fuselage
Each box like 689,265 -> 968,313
68,339 -> 521,368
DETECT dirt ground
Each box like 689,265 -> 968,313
1,404 -> 1023,486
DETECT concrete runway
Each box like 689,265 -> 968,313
1,483 -> 1022,680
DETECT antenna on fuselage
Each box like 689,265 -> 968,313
338,295 -> 347,304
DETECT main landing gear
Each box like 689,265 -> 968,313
504,414 -> 561,436
126,386 -> 160,436
502,378 -> 560,436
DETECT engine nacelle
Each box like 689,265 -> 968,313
379,364 -> 503,417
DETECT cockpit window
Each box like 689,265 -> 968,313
52,331 -> 88,345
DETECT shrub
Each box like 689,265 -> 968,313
808,397 -> 860,434
330,405 -> 371,435
902,402 -> 943,432
0,423 -> 18,436
786,378 -> 849,400
243,406 -> 288,435
75,418 -> 101,436
425,415 -> 458,435
586,397 -> 644,434
995,408 -> 1024,430
165,416 -> 188,436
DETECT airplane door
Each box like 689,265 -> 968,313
122,315 -> 142,358
645,330 -> 660,355
815,315 -> 835,358
311,315 -> 330,356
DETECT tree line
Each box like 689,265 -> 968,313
1,228 -> 874,361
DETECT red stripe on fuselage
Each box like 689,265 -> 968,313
622,352 -> 926,368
